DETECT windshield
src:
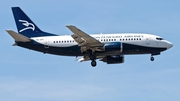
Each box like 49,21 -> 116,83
156,37 -> 164,40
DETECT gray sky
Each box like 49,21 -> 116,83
0,0 -> 180,101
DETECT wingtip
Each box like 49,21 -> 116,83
66,25 -> 75,27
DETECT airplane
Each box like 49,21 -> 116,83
6,7 -> 173,67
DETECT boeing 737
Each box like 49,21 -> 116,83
6,7 -> 173,67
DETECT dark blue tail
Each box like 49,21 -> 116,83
12,7 -> 57,38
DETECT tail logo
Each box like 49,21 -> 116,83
19,20 -> 35,32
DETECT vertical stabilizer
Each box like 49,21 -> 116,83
12,7 -> 57,37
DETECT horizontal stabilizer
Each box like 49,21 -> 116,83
6,30 -> 31,42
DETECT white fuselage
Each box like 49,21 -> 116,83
31,33 -> 172,50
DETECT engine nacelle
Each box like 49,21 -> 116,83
100,55 -> 124,64
104,42 -> 122,53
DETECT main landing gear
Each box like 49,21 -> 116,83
91,60 -> 97,67
89,53 -> 97,67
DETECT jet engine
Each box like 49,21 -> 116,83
100,55 -> 124,64
104,42 -> 122,53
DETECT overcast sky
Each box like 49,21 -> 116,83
0,0 -> 180,101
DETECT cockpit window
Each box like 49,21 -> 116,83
156,37 -> 164,40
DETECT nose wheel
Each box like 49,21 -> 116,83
150,56 -> 154,61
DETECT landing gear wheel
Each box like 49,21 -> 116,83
150,56 -> 154,61
91,60 -> 97,67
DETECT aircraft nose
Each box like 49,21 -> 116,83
166,41 -> 173,49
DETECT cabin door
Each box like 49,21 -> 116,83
146,37 -> 150,45
44,39 -> 49,48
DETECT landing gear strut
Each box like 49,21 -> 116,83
89,53 -> 97,67
89,54 -> 96,60
150,53 -> 160,61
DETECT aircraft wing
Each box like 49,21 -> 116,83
66,25 -> 104,52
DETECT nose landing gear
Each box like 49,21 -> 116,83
150,56 -> 154,61
150,53 -> 160,61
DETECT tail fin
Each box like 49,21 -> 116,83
12,7 -> 57,38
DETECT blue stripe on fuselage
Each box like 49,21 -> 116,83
15,41 -> 167,56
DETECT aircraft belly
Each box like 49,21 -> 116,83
122,43 -> 167,54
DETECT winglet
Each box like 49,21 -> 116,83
6,30 -> 31,42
